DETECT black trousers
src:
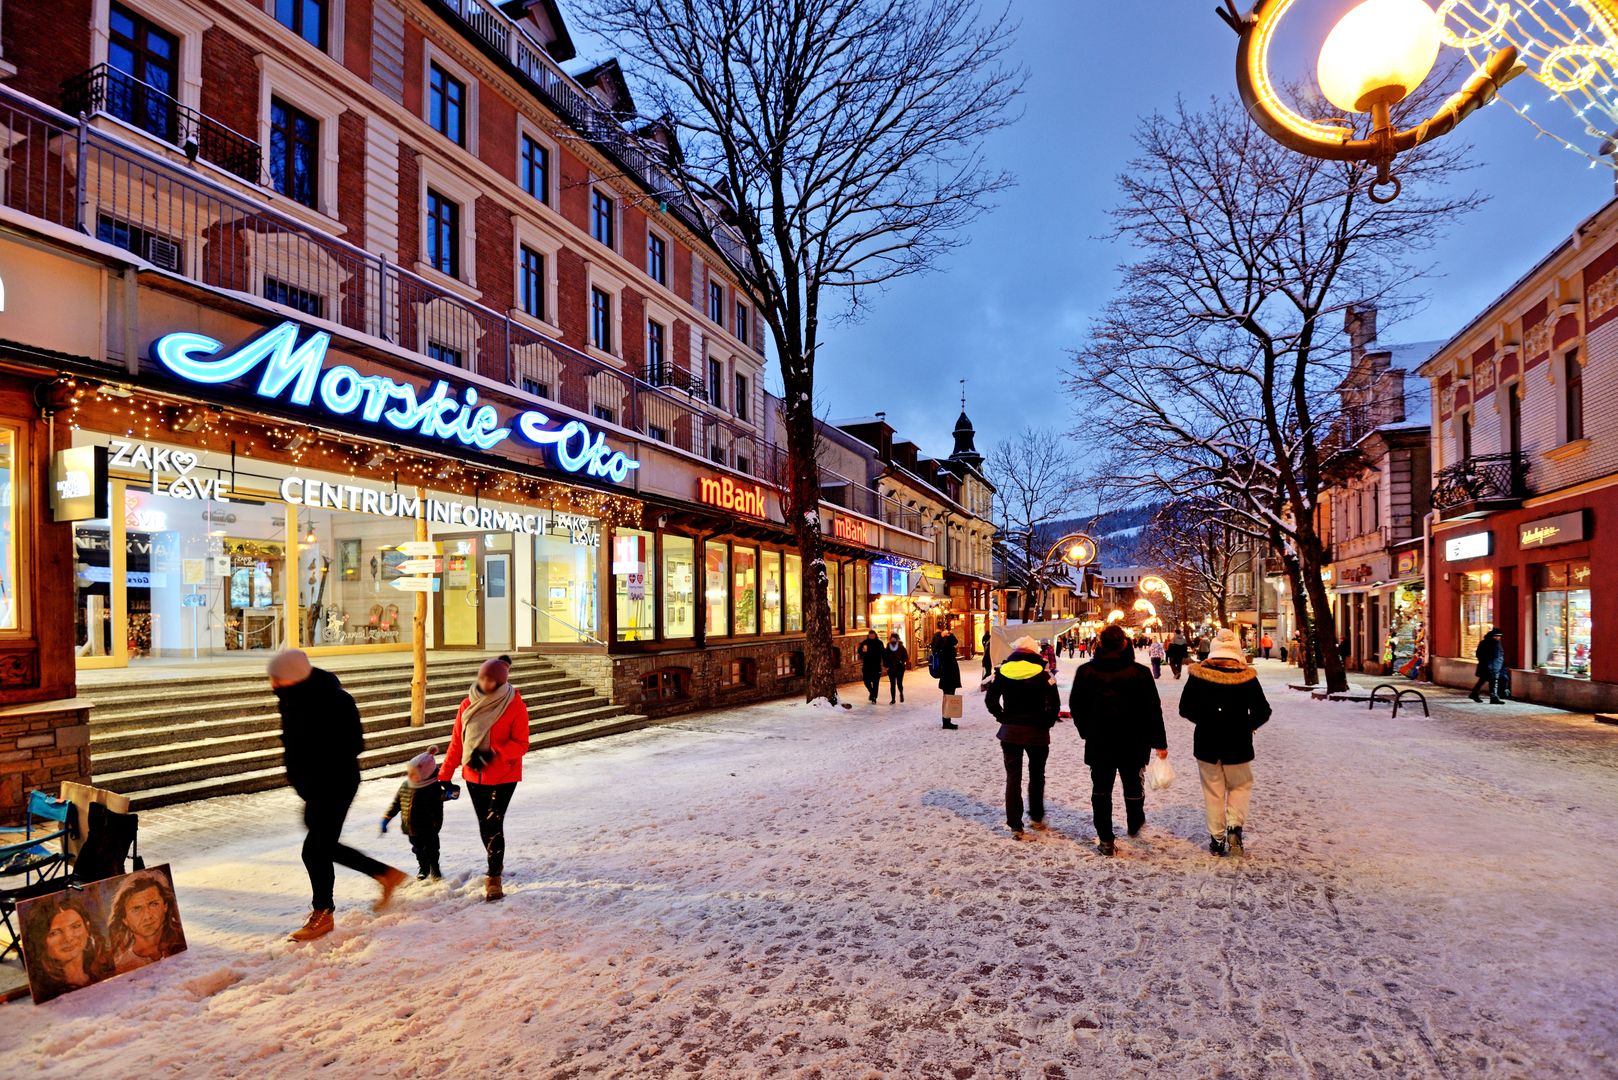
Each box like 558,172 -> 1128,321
467,781 -> 518,877
408,830 -> 441,876
1001,743 -> 1049,830
1471,674 -> 1500,700
1089,762 -> 1146,842
887,668 -> 904,701
862,667 -> 882,701
302,785 -> 390,911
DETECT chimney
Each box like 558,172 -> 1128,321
1345,304 -> 1377,364
875,411 -> 887,423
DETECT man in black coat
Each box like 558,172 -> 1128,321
1179,629 -> 1272,856
857,630 -> 884,704
1068,625 -> 1168,856
1470,627 -> 1506,704
985,636 -> 1061,839
269,649 -> 405,942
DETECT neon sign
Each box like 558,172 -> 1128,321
151,322 -> 640,483
697,475 -> 767,517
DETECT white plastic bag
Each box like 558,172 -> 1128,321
1145,754 -> 1175,792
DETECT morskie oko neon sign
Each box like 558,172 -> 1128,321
152,322 -> 640,483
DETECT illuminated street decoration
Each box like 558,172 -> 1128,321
1045,533 -> 1098,569
1138,575 -> 1175,602
152,322 -> 640,483
1133,598 -> 1158,619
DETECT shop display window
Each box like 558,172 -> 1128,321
705,542 -> 729,637
762,550 -> 782,633
734,546 -> 758,634
827,560 -> 840,629
1534,560 -> 1592,678
74,509 -> 114,658
1459,570 -> 1494,661
297,506 -> 415,647
535,530 -> 599,643
853,563 -> 869,629
784,553 -> 803,632
612,528 -> 655,642
662,535 -> 696,639
0,429 -> 14,630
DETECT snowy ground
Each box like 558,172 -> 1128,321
4,662 -> 1617,1078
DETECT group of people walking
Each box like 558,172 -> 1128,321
269,648 -> 531,942
984,624 -> 1272,856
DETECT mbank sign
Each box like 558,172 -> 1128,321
152,322 -> 639,484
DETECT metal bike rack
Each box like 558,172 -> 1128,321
1369,683 -> 1429,718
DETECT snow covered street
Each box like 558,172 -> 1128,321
4,664 -> 1617,1078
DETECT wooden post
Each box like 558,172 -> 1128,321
411,487 -> 428,727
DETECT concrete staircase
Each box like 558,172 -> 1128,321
85,654 -> 650,810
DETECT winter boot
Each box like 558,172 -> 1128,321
485,874 -> 505,902
289,909 -> 335,942
941,719 -> 958,730
1029,819 -> 1049,832
429,862 -> 443,882
1209,834 -> 1228,857
1469,692 -> 1483,702
1097,838 -> 1116,857
1125,799 -> 1145,838
1226,826 -> 1245,858
373,866 -> 408,912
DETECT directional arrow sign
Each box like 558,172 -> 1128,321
395,541 -> 442,557
390,577 -> 440,593
395,558 -> 443,575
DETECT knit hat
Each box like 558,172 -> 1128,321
407,748 -> 438,788
1011,635 -> 1040,654
478,656 -> 510,685
1207,628 -> 1247,664
266,648 -> 312,684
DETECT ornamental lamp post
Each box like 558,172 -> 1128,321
1218,0 -> 1525,201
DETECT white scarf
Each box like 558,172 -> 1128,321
460,679 -> 515,767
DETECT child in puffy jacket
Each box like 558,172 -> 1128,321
381,748 -> 451,880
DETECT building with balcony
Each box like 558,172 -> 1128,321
0,0 -> 983,813
1418,197 -> 1618,711
1321,306 -> 1437,674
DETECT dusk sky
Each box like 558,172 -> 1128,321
580,3 -> 1616,462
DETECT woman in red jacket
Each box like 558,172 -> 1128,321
439,656 -> 530,901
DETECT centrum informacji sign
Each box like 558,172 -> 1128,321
151,322 -> 640,484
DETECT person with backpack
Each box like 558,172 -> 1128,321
985,635 -> 1061,839
1179,628 -> 1272,857
1470,628 -> 1506,704
930,624 -> 962,729
1068,625 -> 1168,856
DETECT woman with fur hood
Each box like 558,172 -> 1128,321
1179,628 -> 1272,857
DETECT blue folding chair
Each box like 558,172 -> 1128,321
0,790 -> 75,963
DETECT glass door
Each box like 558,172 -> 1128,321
439,535 -> 481,648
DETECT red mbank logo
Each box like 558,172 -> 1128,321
698,475 -> 767,517
833,516 -> 871,544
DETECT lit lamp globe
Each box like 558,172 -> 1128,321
1317,0 -> 1441,114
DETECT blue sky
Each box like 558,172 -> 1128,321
577,2 -> 1615,460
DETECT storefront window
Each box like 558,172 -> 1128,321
74,506 -> 114,658
0,429 -> 14,630
761,550 -> 782,633
612,528 -> 655,642
705,542 -> 728,637
1459,570 -> 1494,662
1535,560 -> 1592,677
662,535 -> 696,639
535,529 -> 599,643
784,553 -> 802,631
854,563 -> 869,629
297,504 -> 415,647
827,560 -> 840,629
734,546 -> 758,634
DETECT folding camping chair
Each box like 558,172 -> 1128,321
0,790 -> 75,963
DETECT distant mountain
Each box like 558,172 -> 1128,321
1033,502 -> 1162,567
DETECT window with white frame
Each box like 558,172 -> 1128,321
422,45 -> 476,153
708,278 -> 725,326
647,318 -> 666,382
708,357 -> 724,407
511,217 -> 560,329
256,57 -> 343,219
273,0 -> 326,49
591,188 -> 616,248
734,372 -> 749,422
93,0 -> 212,131
591,286 -> 614,353
426,189 -> 460,279
519,244 -> 545,321
647,230 -> 668,285
519,131 -> 548,203
416,158 -> 481,290
735,300 -> 749,345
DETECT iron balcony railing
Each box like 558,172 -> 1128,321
0,87 -> 922,530
1432,453 -> 1529,512
641,362 -> 706,399
62,64 -> 262,182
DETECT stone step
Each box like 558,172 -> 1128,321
96,703 -> 632,794
122,712 -> 657,811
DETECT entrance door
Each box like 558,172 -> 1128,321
439,536 -> 481,648
484,552 -> 512,652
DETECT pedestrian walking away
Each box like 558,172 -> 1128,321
931,624 -> 963,729
1166,632 -> 1188,680
885,633 -> 909,702
1259,633 -> 1273,660
269,648 -> 407,942
1338,636 -> 1352,666
981,630 -> 993,682
1148,637 -> 1165,679
440,655 -> 532,901
1195,635 -> 1211,662
857,630 -> 884,704
1180,628 -> 1272,857
1470,627 -> 1507,704
1040,638 -> 1058,678
985,636 -> 1061,839
1068,625 -> 1168,856
381,747 -> 450,881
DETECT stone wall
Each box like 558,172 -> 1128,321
0,699 -> 91,825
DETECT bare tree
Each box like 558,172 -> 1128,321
1070,92 -> 1476,694
1141,500 -> 1242,631
985,427 -> 1084,619
584,0 -> 1023,702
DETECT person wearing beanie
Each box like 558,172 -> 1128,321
985,635 -> 1061,839
1180,628 -> 1273,857
268,649 -> 406,942
1069,625 -> 1167,856
381,748 -> 447,880
439,655 -> 530,901
857,630 -> 884,704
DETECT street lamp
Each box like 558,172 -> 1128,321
1219,0 -> 1524,201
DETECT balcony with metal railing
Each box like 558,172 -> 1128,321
1432,453 -> 1529,519
62,64 -> 262,183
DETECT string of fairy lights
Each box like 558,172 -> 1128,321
1439,0 -> 1618,168
56,377 -> 645,526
